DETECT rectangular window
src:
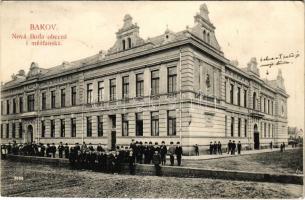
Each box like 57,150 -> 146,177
151,70 -> 159,95
264,98 -> 266,113
13,99 -> 16,114
264,123 -> 267,137
260,97 -> 262,111
71,86 -> 77,106
12,123 -> 15,138
271,101 -> 273,115
136,73 -> 144,97
231,117 -> 234,137
51,91 -> 56,109
244,89 -> 247,108
6,123 -> 9,138
42,92 -> 46,110
268,124 -> 271,138
0,124 -> 3,138
230,84 -> 234,104
50,120 -> 55,138
244,119 -> 247,137
151,111 -> 159,136
267,99 -> 270,114
167,110 -> 176,136
237,87 -> 241,106
19,123 -> 22,138
110,79 -> 116,100
238,118 -> 241,137
122,76 -> 129,99
136,113 -> 143,136
6,100 -> 10,114
71,118 -> 76,137
19,97 -> 23,113
97,116 -> 103,137
61,88 -> 66,107
28,94 -> 35,112
60,119 -> 65,137
1,101 -> 3,115
168,67 -> 177,93
87,83 -> 93,104
98,81 -> 104,102
87,116 -> 92,137
41,121 -> 45,138
225,115 -> 227,137
122,114 -> 129,136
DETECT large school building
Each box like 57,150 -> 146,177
1,4 -> 288,154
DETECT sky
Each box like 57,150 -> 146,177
0,1 -> 304,130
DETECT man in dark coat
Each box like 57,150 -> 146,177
194,144 -> 199,156
168,142 -> 175,166
40,143 -> 46,157
64,143 -> 69,159
231,140 -> 236,155
175,142 -> 183,166
143,142 -> 149,164
148,142 -> 154,164
209,142 -> 213,155
152,151 -> 161,176
217,141 -> 222,155
237,141 -> 242,154
58,142 -> 64,158
160,141 -> 167,165
51,143 -> 56,158
128,149 -> 136,175
46,144 -> 51,157
213,141 -> 217,154
227,140 -> 232,154
97,143 -> 103,152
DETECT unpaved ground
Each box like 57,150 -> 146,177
1,160 -> 302,198
182,148 -> 303,174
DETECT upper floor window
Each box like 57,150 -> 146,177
203,30 -> 206,41
27,94 -> 35,112
122,39 -> 126,50
267,99 -> 270,114
12,98 -> 16,114
6,100 -> 10,114
253,92 -> 256,110
1,101 -> 3,115
151,70 -> 159,95
122,76 -> 129,99
19,97 -> 23,113
231,117 -> 234,137
42,92 -> 46,110
71,86 -> 77,106
98,81 -> 104,102
244,89 -> 247,108
128,37 -> 132,48
110,79 -> 116,101
168,67 -> 177,93
136,73 -> 144,97
230,84 -> 234,104
61,88 -> 66,107
51,91 -> 56,109
207,33 -> 210,43
263,98 -> 266,113
87,83 -> 93,104
237,87 -> 241,106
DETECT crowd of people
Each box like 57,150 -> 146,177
0,140 -> 184,175
205,140 -> 242,155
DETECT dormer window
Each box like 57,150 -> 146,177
203,30 -> 206,42
122,39 -> 126,50
128,37 -> 132,48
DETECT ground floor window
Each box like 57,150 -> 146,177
136,113 -> 143,136
167,110 -> 176,136
87,117 -> 92,137
60,119 -> 65,137
237,118 -> 241,137
230,117 -> 234,137
244,119 -> 247,137
122,114 -> 129,136
50,120 -> 55,138
6,124 -> 9,138
12,123 -> 16,138
19,123 -> 22,138
151,111 -> 159,136
71,118 -> 76,137
97,116 -> 103,137
41,121 -> 45,138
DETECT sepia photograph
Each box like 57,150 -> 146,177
0,1 -> 304,198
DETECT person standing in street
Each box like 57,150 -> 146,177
194,144 -> 199,156
231,141 -> 236,155
237,141 -> 242,154
64,143 -> 69,159
209,141 -> 213,155
160,141 -> 167,165
227,140 -> 232,154
168,142 -> 175,166
58,142 -> 64,158
152,151 -> 162,176
217,141 -> 222,155
175,142 -> 183,166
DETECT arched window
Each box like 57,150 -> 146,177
253,92 -> 256,110
122,39 -> 126,50
207,33 -> 210,43
128,38 -> 132,48
203,30 -> 206,42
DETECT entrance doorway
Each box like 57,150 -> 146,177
253,124 -> 260,149
109,115 -> 116,150
27,125 -> 33,143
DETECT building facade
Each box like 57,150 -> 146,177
0,4 -> 289,154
